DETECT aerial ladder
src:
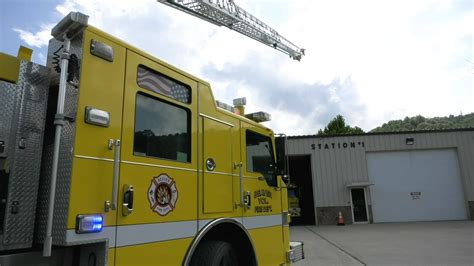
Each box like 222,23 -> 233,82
157,0 -> 305,61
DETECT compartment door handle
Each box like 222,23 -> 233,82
122,184 -> 134,216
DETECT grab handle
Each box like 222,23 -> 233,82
111,139 -> 121,210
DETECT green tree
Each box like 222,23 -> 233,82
317,115 -> 364,136
370,113 -> 474,133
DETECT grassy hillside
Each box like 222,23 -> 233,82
370,113 -> 474,133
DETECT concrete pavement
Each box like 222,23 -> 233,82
290,221 -> 474,266
290,226 -> 363,266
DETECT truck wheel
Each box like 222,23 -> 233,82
190,240 -> 238,266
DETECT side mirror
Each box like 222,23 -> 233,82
275,135 -> 289,183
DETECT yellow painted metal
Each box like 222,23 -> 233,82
63,24 -> 289,265
282,226 -> 290,265
117,164 -> 198,224
280,179 -> 291,257
17,46 -> 33,61
68,29 -> 127,229
87,26 -> 210,88
280,178 -> 289,211
0,52 -> 20,83
203,117 -> 233,213
198,93 -> 287,262
249,226 -> 286,265
117,50 -> 198,224
108,248 -> 115,266
115,238 -> 192,265
242,177 -> 283,216
240,122 -> 282,217
240,121 -> 287,263
198,84 -> 242,221
115,49 -> 198,264
68,158 -> 117,228
73,29 -> 126,160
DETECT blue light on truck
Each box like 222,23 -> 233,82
76,215 -> 103,233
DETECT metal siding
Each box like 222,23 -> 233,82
368,135 -> 376,151
360,137 -> 371,204
336,137 -> 346,206
380,134 -> 388,149
433,132 -> 441,147
317,140 -> 326,206
379,134 -> 387,150
327,138 -> 335,206
287,131 -> 474,208
339,137 -> 350,205
436,132 -> 445,147
329,138 -> 339,206
468,132 -> 474,201
467,132 -> 474,200
456,133 -> 468,203
432,132 -> 441,147
357,137 -> 367,181
314,145 -> 324,207
458,132 -> 473,201
418,132 -> 428,148
445,132 -> 454,146
319,141 -> 329,206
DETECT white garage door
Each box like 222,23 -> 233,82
367,149 -> 467,223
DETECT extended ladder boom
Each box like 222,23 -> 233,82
158,0 -> 305,61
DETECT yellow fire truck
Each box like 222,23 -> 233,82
0,12 -> 303,265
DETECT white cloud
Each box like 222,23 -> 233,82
12,0 -> 473,135
37,52 -> 47,65
13,24 -> 54,48
277,0 -> 473,130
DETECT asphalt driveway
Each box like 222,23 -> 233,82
290,221 -> 474,266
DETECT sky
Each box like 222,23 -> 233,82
1,0 -> 472,135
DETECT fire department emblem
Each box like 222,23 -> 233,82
148,174 -> 178,216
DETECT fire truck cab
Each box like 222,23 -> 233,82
0,12 -> 303,265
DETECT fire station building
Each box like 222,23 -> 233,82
286,129 -> 474,225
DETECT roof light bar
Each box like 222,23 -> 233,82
216,100 -> 235,113
245,111 -> 271,123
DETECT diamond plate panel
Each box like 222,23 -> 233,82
0,81 -> 18,159
35,35 -> 84,246
0,60 -> 50,251
0,67 -> 21,240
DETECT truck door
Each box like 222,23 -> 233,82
200,115 -> 242,223
114,50 -> 198,265
240,122 -> 286,265
69,30 -> 126,265
202,118 -> 233,213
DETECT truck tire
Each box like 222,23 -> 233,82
190,240 -> 238,266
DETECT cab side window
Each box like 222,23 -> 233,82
134,93 -> 190,162
246,130 -> 277,186
137,65 -> 191,104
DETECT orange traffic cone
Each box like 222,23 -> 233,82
337,211 -> 345,226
